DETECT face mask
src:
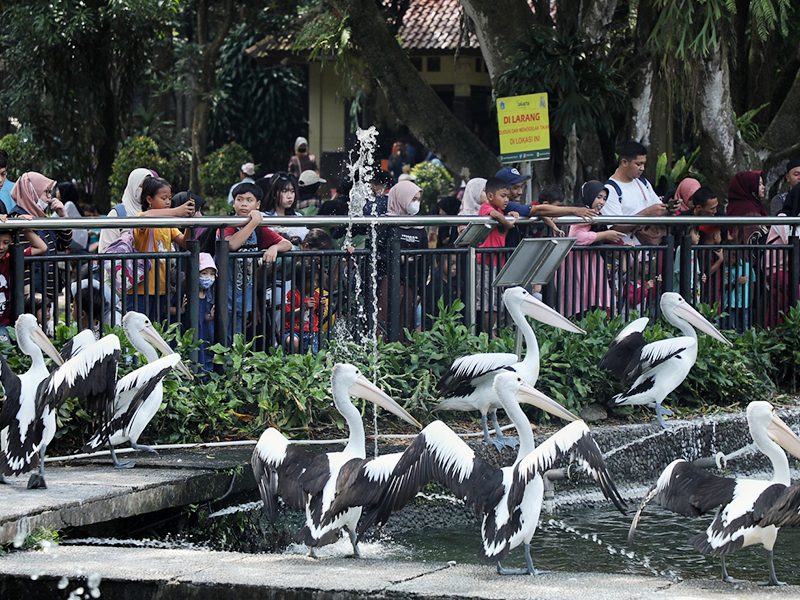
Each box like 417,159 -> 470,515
407,200 -> 421,216
199,276 -> 215,290
37,198 -> 49,212
134,188 -> 142,204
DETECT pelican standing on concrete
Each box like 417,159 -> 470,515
362,372 -> 626,575
0,314 -> 64,483
433,287 -> 584,449
81,311 -> 192,468
252,363 -> 421,557
629,401 -> 800,585
600,292 -> 731,428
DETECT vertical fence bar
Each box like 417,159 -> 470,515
214,235 -> 229,373
186,239 -> 200,364
791,234 -> 799,308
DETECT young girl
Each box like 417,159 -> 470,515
131,176 -> 194,318
261,172 -> 309,241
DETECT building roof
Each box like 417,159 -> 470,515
249,0 -> 478,62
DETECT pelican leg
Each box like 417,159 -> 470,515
110,445 -> 135,469
720,556 -> 744,584
347,529 -> 362,558
481,414 -> 492,443
130,441 -> 159,455
490,410 -> 519,451
653,404 -> 672,430
758,550 -> 786,586
27,445 -> 47,489
0,474 -> 9,484
308,546 -> 317,558
496,545 -> 549,576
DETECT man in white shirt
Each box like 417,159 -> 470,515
601,141 -> 672,244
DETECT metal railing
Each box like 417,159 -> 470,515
5,214 -> 799,361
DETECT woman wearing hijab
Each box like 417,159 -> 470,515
558,181 -> 626,317
10,172 -> 72,315
288,137 -> 318,180
376,180 -> 426,338
726,170 -> 767,244
675,177 -> 701,215
456,177 -> 488,238
98,168 -> 151,253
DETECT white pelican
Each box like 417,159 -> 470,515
628,401 -> 800,586
0,314 -> 64,484
251,363 -> 421,557
80,311 -> 192,469
432,287 -> 584,450
361,372 -> 626,575
599,292 -> 731,428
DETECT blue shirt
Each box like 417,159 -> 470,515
0,179 -> 16,213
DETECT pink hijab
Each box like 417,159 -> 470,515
10,172 -> 56,218
388,180 -> 423,228
676,178 -> 701,213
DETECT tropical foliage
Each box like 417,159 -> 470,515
410,162 -> 455,215
198,142 -> 254,200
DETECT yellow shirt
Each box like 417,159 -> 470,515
132,219 -> 181,295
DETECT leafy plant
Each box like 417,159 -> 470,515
654,147 -> 703,195
0,133 -> 39,181
410,161 -> 454,215
109,137 -> 174,202
199,142 -> 254,201
736,103 -> 770,143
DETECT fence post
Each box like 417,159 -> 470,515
679,234 -> 692,300
791,234 -> 800,308
663,234 -> 674,294
387,237 -> 401,341
466,247 -> 476,333
11,232 -> 24,320
186,239 -> 200,365
215,233 -> 229,374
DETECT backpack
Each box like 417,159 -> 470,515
605,178 -> 666,245
104,205 -> 153,293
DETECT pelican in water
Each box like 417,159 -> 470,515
433,287 -> 584,449
629,401 -> 800,585
252,363 -> 421,557
599,292 -> 731,428
361,372 -> 626,575
80,311 -> 192,468
0,314 -> 64,484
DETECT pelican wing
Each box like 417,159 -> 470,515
251,429 -> 314,521
513,420 -> 626,514
753,483 -> 800,528
623,336 -> 695,386
599,317 -> 649,380
81,355 -> 180,452
628,459 -> 736,548
59,329 -> 98,361
358,421 -> 503,537
435,353 -> 518,399
0,355 -> 22,431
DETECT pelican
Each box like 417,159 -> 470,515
361,372 -> 626,575
599,292 -> 731,428
251,363 -> 421,557
432,287 -> 584,450
628,401 -> 800,586
0,314 -> 64,484
80,311 -> 192,469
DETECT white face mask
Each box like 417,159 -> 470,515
134,188 -> 142,204
407,200 -> 421,216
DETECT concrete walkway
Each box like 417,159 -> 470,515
0,446 -> 256,546
0,545 -> 796,599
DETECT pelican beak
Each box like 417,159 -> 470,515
349,376 -> 421,428
516,381 -> 579,422
674,302 -> 732,346
140,324 -> 193,379
521,295 -> 585,334
767,414 -> 800,461
32,327 -> 64,366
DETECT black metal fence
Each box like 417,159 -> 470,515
7,216 -> 800,359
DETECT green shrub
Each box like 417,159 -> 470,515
410,161 -> 454,215
109,136 -> 173,202
199,142 -> 254,201
0,133 -> 39,180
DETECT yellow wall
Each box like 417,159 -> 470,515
308,62 -> 346,156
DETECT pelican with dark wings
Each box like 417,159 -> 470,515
629,401 -> 800,586
361,372 -> 626,575
600,292 -> 731,428
251,363 -> 421,557
433,287 -> 584,449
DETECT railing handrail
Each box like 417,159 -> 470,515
3,214 -> 800,230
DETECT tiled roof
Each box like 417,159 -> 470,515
249,0 -> 477,59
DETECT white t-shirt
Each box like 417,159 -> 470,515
601,177 -> 662,244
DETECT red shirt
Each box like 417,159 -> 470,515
0,247 -> 33,326
285,289 -> 320,332
478,202 -> 508,266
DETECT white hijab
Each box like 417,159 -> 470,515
459,178 -> 487,216
120,168 -> 152,216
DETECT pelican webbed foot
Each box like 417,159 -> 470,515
131,442 -> 158,455
490,411 -> 519,451
653,404 -> 673,429
758,551 -> 786,586
0,474 -> 9,484
27,473 -> 46,489
496,545 -> 549,576
720,557 -> 744,584
110,446 -> 135,469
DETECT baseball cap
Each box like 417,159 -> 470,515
241,162 -> 256,176
495,167 -> 531,185
298,170 -> 327,187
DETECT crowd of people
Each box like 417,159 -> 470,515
0,138 -> 797,359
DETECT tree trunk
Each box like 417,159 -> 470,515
458,0 -> 536,85
579,0 -> 619,44
326,0 -> 501,180
695,45 -> 760,196
190,0 -> 235,194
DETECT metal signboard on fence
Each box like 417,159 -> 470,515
496,93 -> 551,163
493,237 -> 576,288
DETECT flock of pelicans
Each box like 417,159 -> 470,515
2,288 -> 800,586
